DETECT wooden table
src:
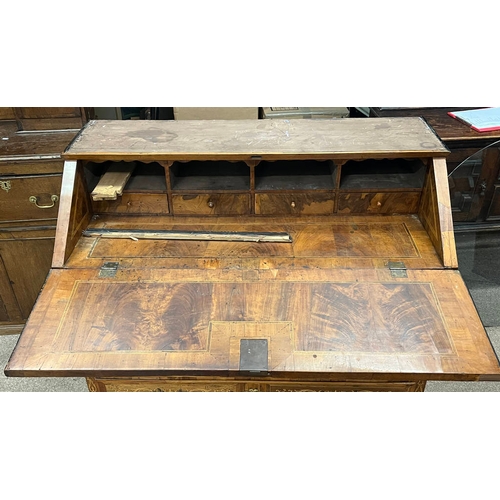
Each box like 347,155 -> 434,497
5,118 -> 500,391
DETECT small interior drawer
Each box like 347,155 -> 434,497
92,193 -> 170,215
337,192 -> 421,214
255,193 -> 334,215
172,194 -> 250,215
0,174 -> 62,221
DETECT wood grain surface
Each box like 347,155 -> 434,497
0,130 -> 77,159
6,118 -> 497,389
5,267 -> 500,380
0,174 -> 62,222
86,376 -> 426,392
419,158 -> 458,267
63,118 -> 449,161
64,214 -> 440,269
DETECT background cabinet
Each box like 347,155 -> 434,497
0,107 -> 87,334
369,107 -> 500,225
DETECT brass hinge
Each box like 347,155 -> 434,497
99,262 -> 119,278
388,261 -> 408,278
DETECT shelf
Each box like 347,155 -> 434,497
256,160 -> 336,191
339,159 -> 426,190
85,161 -> 167,194
170,161 -> 250,191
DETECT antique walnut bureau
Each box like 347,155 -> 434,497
5,118 -> 500,391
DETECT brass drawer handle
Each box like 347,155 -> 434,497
207,201 -> 215,208
290,201 -> 296,208
29,194 -> 59,209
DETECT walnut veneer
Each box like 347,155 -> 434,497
5,118 -> 500,391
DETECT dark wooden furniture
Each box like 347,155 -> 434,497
0,108 -> 87,335
5,118 -> 500,391
370,108 -> 500,224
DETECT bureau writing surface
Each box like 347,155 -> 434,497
5,118 -> 500,391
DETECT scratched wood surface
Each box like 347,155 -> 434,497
63,118 -> 449,161
5,267 -> 500,381
62,214 -> 443,270
0,130 -> 77,159
7,119 -> 497,387
87,377 -> 426,392
419,158 -> 458,267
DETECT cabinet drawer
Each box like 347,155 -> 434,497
0,174 -> 62,221
266,381 -> 425,392
172,194 -> 250,215
255,193 -> 334,215
88,378 -> 243,392
0,160 -> 65,176
0,225 -> 55,323
87,377 -> 425,392
92,193 -> 170,215
0,107 -> 16,120
14,107 -> 85,131
338,192 -> 421,214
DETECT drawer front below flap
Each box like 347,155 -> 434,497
337,192 -> 421,214
255,193 -> 334,215
93,193 -> 170,215
172,194 -> 250,215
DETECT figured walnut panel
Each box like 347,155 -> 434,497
337,192 -> 421,214
92,193 -> 170,215
7,268 -> 499,381
86,220 -> 420,261
299,283 -> 452,354
55,282 -> 213,352
172,194 -> 250,215
255,193 -> 334,215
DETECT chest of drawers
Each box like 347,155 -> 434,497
0,128 -> 79,334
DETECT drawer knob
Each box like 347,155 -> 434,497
29,194 -> 59,209
376,201 -> 382,207
207,201 -> 215,208
290,201 -> 296,208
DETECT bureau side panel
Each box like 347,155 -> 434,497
419,158 -> 458,268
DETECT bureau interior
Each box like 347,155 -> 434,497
56,156 -> 452,270
84,157 -> 427,213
